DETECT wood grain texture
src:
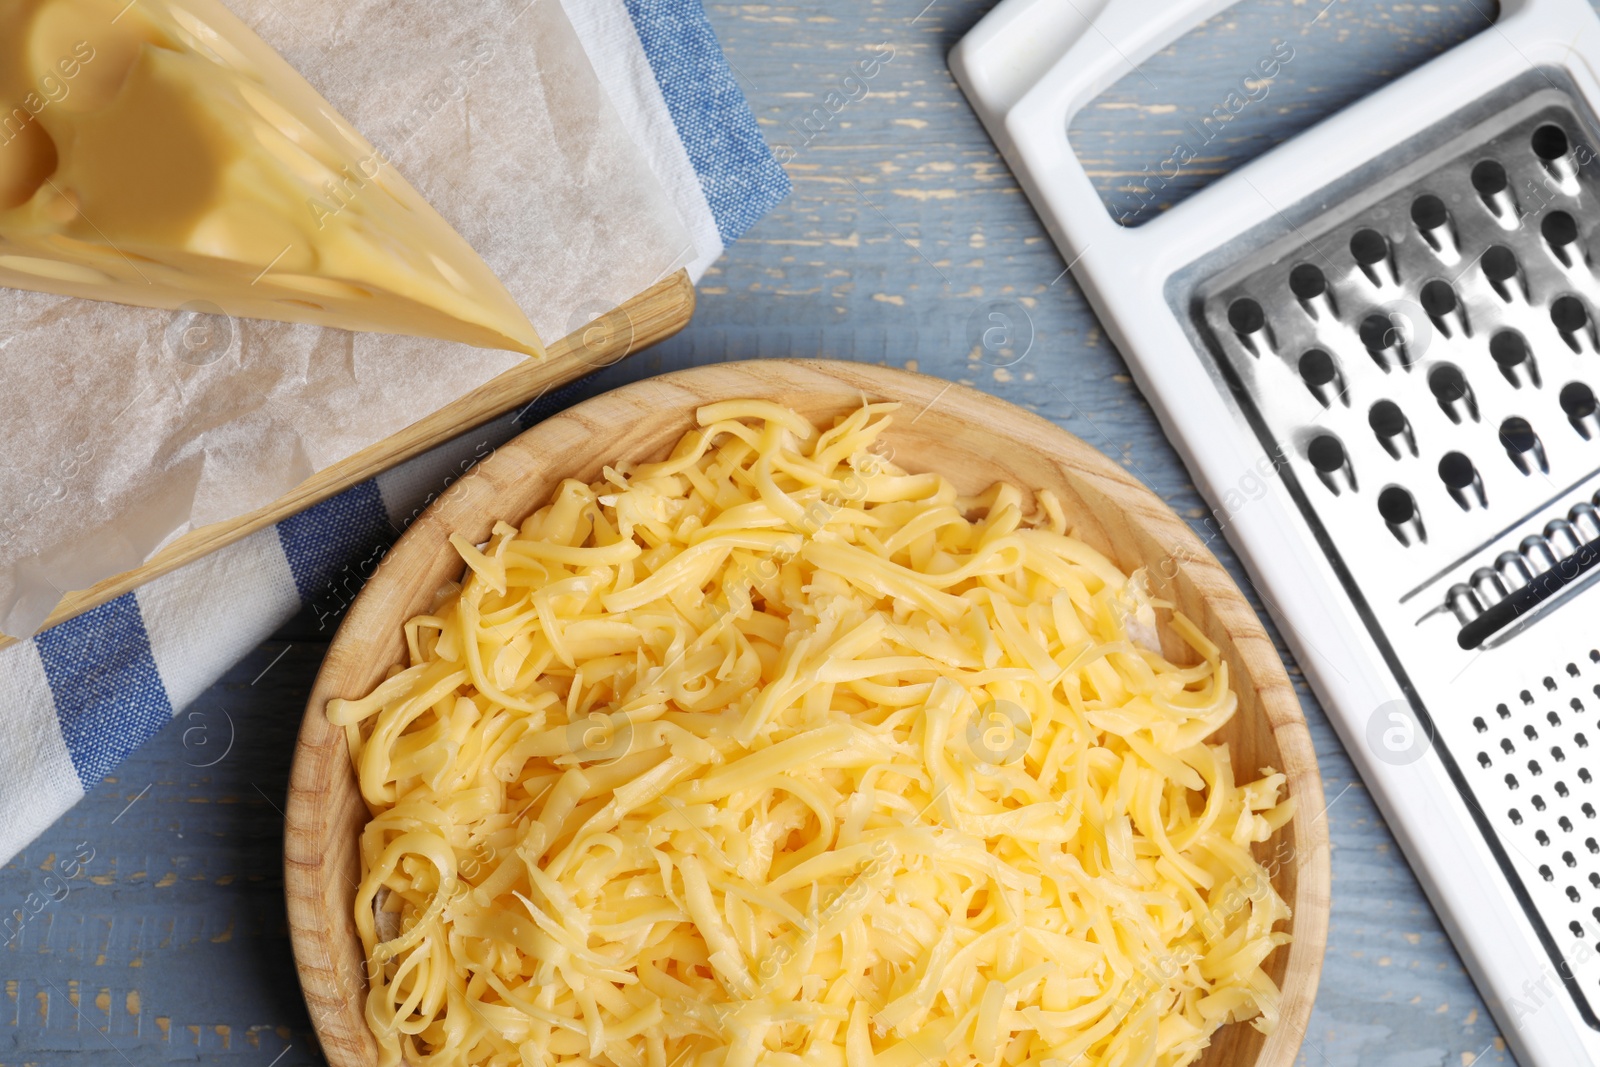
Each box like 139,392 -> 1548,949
285,360 -> 1330,1067
0,271 -> 696,650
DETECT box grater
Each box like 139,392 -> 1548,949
952,0 -> 1600,1062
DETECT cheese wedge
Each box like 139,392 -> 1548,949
0,0 -> 543,356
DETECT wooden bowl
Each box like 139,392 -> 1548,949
285,359 -> 1330,1067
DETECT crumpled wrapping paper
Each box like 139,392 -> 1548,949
0,0 -> 692,636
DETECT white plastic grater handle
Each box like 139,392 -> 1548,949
949,0 -> 1562,317
949,0 -> 1233,258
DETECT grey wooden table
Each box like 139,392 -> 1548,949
0,1 -> 1539,1064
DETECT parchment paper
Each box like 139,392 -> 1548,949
0,0 -> 693,637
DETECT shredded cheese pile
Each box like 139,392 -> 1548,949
329,399 -> 1296,1067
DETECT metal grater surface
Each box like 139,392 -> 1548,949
1188,82 -> 1600,1023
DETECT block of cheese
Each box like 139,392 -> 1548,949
0,0 -> 544,356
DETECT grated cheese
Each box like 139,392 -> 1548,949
329,399 -> 1296,1067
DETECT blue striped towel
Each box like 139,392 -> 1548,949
0,0 -> 789,866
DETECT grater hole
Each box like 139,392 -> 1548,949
1499,702 -> 1512,718
1438,451 -> 1476,491
1553,295 -> 1589,334
1523,690 -> 1536,705
1591,650 -> 1599,663
1543,210 -> 1579,250
1561,381 -> 1597,424
1412,194 -> 1449,232
1308,434 -> 1346,473
1571,663 -> 1582,677
1546,676 -> 1559,691
1482,244 -> 1519,283
1289,263 -> 1326,300
1472,159 -> 1509,195
1511,808 -> 1523,824
1298,348 -> 1344,407
1562,816 -> 1575,831
1582,768 -> 1594,784
1541,863 -> 1554,881
1478,751 -> 1492,767
1579,734 -> 1590,748
1566,851 -> 1579,867
1555,747 -> 1567,762
1369,400 -> 1413,454
1593,873 -> 1600,886
1551,711 -> 1564,727
1585,802 -> 1597,818
1570,886 -> 1583,902
1538,829 -> 1551,846
1574,921 -> 1586,938
1428,363 -> 1471,408
1532,123 -> 1571,162
1500,417 -> 1545,474
1558,781 -> 1571,797
1378,485 -> 1417,523
1351,228 -> 1389,266
1507,772 -> 1520,789
1502,738 -> 1516,753
1592,839 -> 1600,854
1530,759 -> 1544,776
1489,329 -> 1531,370
1526,724 -> 1540,740
1421,279 -> 1458,317
1533,793 -> 1546,810
1228,297 -> 1265,334
1473,715 -> 1488,733
1360,314 -> 1408,370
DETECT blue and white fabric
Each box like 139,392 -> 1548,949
0,0 -> 789,865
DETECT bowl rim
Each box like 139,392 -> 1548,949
285,358 -> 1329,1067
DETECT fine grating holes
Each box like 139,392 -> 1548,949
1499,702 -> 1512,718
1537,829 -> 1551,845
1533,793 -> 1547,810
1570,886 -> 1583,902
1558,781 -> 1571,797
1541,864 -> 1555,881
1562,816 -> 1575,832
1511,808 -> 1524,824
1526,724 -> 1540,740
1474,716 -> 1488,733
1574,921 -> 1587,938
1551,711 -> 1565,727
1479,752 -> 1493,767
1502,738 -> 1516,754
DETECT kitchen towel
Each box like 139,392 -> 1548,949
0,0 -> 789,865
